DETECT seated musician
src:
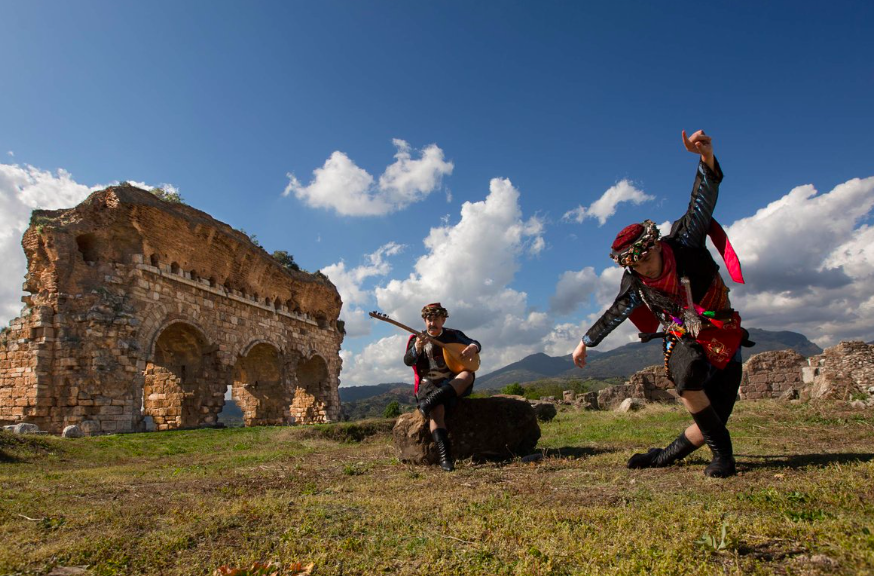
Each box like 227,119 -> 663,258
403,302 -> 481,471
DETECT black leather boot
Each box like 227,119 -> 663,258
432,428 -> 454,471
690,405 -> 736,478
418,385 -> 457,417
627,432 -> 698,469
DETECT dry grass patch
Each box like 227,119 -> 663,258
1,401 -> 873,575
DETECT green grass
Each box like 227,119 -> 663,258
2,401 -> 874,575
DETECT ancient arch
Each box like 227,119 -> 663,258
143,321 -> 222,430
232,341 -> 290,426
291,354 -> 330,424
1,184 -> 344,434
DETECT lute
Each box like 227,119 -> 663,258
369,311 -> 480,373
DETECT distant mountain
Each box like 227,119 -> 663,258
341,386 -> 416,421
475,327 -> 822,388
339,383 -> 409,403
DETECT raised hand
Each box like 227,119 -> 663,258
682,130 -> 715,170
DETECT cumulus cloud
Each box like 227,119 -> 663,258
722,176 -> 874,345
373,177 -> 550,371
321,242 -> 405,339
563,179 -> 654,226
0,164 -> 94,323
284,139 -> 453,216
340,335 -> 413,387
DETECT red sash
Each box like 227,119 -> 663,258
694,312 -> 743,369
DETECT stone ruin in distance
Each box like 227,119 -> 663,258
0,184 -> 345,434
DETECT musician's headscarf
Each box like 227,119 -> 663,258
421,302 -> 449,319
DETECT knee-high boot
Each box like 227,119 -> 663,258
418,385 -> 457,417
627,432 -> 698,469
431,428 -> 454,471
690,405 -> 736,478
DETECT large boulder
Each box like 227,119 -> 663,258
392,397 -> 540,465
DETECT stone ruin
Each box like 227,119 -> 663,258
562,341 -> 874,410
0,184 -> 345,434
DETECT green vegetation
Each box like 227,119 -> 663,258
271,250 -> 301,272
149,187 -> 186,205
383,401 -> 401,419
501,382 -> 525,396
497,378 -> 620,401
2,401 -> 874,575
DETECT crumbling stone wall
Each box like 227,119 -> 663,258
804,341 -> 874,401
597,365 -> 677,410
739,349 -> 807,400
0,184 -> 344,434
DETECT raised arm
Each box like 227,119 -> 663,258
668,130 -> 724,248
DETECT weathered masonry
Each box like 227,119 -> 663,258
0,184 -> 344,433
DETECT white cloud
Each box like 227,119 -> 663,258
284,140 -> 453,216
340,335 -> 413,387
0,164 -> 94,324
374,177 -> 550,371
563,179 -> 654,226
321,242 -> 405,339
6,151 -> 13,158
549,267 -> 600,315
721,176 -> 874,345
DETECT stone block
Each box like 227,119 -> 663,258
617,398 -> 646,412
13,422 -> 40,434
62,424 -> 84,438
393,397 -> 540,465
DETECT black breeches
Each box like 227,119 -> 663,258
702,359 -> 742,424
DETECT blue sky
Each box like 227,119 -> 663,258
2,1 -> 873,386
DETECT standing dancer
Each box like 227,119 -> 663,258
572,130 -> 750,478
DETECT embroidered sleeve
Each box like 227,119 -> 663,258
583,288 -> 642,347
670,158 -> 723,248
403,335 -> 419,366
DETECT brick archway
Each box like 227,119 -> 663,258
142,321 -> 222,430
232,342 -> 290,426
291,354 -> 330,424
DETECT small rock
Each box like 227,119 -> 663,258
521,453 -> 544,463
617,398 -> 646,413
13,423 -> 40,435
562,390 -> 576,403
850,400 -> 867,410
778,388 -> 798,401
62,425 -> 84,438
3,425 -> 16,432
530,401 -> 558,422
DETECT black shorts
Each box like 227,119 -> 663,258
668,338 -> 742,423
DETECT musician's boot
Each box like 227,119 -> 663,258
418,385 -> 457,418
627,432 -> 698,469
691,405 -> 736,478
431,428 -> 454,472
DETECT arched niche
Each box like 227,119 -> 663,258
290,355 -> 329,424
142,321 -> 220,430
232,342 -> 289,426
